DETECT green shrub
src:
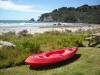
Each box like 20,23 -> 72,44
21,41 -> 40,53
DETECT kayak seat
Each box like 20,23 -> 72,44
62,49 -> 73,55
45,50 -> 65,57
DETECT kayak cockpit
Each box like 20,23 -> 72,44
25,48 -> 78,68
45,50 -> 65,57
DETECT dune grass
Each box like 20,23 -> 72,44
0,47 -> 100,75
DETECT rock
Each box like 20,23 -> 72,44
18,29 -> 28,36
43,16 -> 53,22
38,15 -> 53,22
29,18 -> 35,22
0,40 -> 16,47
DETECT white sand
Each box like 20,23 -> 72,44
0,23 -> 100,35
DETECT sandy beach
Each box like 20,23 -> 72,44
0,23 -> 100,35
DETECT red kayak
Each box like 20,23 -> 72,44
25,48 -> 78,68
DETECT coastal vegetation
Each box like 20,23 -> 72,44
38,5 -> 100,24
0,31 -> 85,69
0,30 -> 100,75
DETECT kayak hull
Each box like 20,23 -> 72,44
25,48 -> 78,68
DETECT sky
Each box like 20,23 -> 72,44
0,0 -> 100,20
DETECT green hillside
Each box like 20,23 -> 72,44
38,5 -> 100,24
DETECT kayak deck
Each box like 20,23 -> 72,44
25,48 -> 78,68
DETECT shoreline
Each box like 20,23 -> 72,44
0,23 -> 100,35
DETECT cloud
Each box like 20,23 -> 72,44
0,0 -> 48,13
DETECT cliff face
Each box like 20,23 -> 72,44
38,5 -> 100,24
38,14 -> 53,22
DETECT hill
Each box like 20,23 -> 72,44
38,5 -> 100,24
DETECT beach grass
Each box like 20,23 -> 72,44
0,31 -> 100,75
0,47 -> 100,75
0,32 -> 85,69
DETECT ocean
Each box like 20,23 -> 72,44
0,20 -> 98,27
0,20 -> 56,27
